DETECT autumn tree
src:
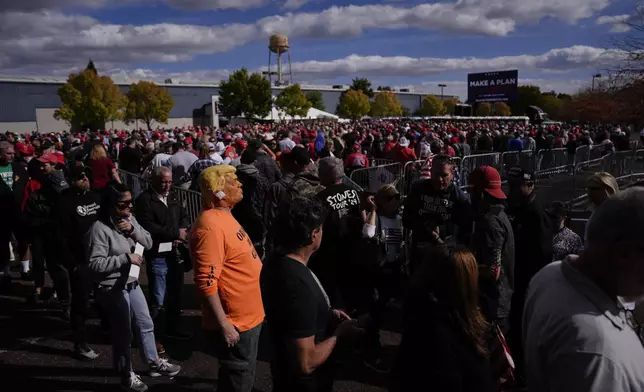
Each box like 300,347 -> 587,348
124,81 -> 174,131
370,91 -> 403,117
443,98 -> 460,115
54,67 -> 126,131
476,102 -> 492,116
349,77 -> 374,98
417,95 -> 445,116
338,89 -> 371,119
275,84 -> 312,119
219,68 -> 272,119
305,90 -> 326,111
493,102 -> 512,116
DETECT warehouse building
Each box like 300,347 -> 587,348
0,76 -> 455,134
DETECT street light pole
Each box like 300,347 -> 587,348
438,84 -> 447,101
592,73 -> 602,92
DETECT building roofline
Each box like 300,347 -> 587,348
0,75 -> 456,98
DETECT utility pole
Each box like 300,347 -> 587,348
592,73 -> 602,92
438,84 -> 447,100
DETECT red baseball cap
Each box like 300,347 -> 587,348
223,134 -> 232,141
37,152 -> 59,164
469,166 -> 506,200
235,139 -> 248,149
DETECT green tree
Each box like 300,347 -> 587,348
476,102 -> 492,116
540,95 -> 564,120
54,69 -> 126,131
510,85 -> 543,115
493,102 -> 512,116
417,95 -> 445,116
219,68 -> 272,119
370,91 -> 403,117
305,90 -> 326,111
349,77 -> 374,98
443,98 -> 460,115
125,81 -> 174,131
275,84 -> 312,119
338,89 -> 371,119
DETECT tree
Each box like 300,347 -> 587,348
417,95 -> 445,116
305,91 -> 326,111
349,77 -> 374,98
219,68 -> 272,119
370,91 -> 403,117
125,81 -> 174,131
86,59 -> 97,75
493,102 -> 512,116
377,86 -> 392,91
476,102 -> 492,116
510,85 -> 543,116
539,95 -> 564,120
275,84 -> 312,119
54,69 -> 126,131
338,89 -> 371,119
443,98 -> 460,115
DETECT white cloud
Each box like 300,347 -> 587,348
283,0 -> 309,10
0,0 -> 615,74
277,46 -> 622,79
597,14 -> 637,33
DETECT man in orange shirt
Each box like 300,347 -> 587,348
191,165 -> 264,392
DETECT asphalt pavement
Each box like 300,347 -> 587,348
0,269 -> 399,392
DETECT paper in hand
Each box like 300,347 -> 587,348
129,242 -> 145,280
158,242 -> 172,253
134,243 -> 145,256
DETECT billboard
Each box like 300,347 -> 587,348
467,70 -> 518,103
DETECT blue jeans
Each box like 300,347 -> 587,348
98,282 -> 158,378
147,256 -> 183,335
208,323 -> 262,392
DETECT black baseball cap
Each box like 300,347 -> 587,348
281,146 -> 311,166
507,167 -> 535,183
68,163 -> 89,181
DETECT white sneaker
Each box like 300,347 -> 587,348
121,372 -> 148,392
149,357 -> 181,377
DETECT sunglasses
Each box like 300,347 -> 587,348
387,193 -> 401,201
115,200 -> 133,210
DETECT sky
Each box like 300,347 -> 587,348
0,0 -> 640,99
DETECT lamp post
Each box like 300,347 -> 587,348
592,73 -> 602,92
438,84 -> 447,101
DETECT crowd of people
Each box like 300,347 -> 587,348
0,118 -> 643,392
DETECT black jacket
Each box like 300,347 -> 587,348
57,188 -> 101,266
232,164 -> 269,245
134,188 -> 189,261
24,170 -> 69,234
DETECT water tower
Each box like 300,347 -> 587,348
267,34 -> 293,86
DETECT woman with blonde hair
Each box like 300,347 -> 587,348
585,172 -> 619,243
391,245 -> 494,392
88,144 -> 120,190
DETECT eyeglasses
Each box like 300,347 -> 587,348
387,193 -> 401,201
115,200 -> 133,210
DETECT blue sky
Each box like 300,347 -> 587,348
0,0 -> 639,99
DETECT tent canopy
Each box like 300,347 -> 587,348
262,107 -> 339,122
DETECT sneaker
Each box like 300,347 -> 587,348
74,344 -> 100,361
149,357 -> 181,377
156,342 -> 166,355
121,372 -> 148,392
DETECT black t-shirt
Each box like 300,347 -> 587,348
119,146 -> 143,174
261,255 -> 332,392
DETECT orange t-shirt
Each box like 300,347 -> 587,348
191,208 -> 265,332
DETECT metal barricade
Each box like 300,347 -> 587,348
342,174 -> 364,192
601,151 -> 636,178
589,143 -> 614,161
536,148 -> 568,172
349,163 -> 403,194
460,153 -> 501,182
501,150 -> 536,176
574,145 -> 591,166
371,158 -> 395,167
401,160 -> 425,196
118,169 -> 149,198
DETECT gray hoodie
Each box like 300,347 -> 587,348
84,215 -> 153,287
